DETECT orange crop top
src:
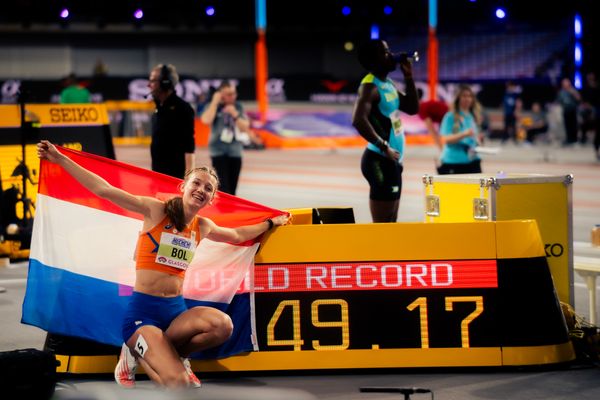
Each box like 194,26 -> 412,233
135,215 -> 202,278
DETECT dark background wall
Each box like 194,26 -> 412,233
0,1 -> 597,82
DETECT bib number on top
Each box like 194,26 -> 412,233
155,232 -> 196,270
390,110 -> 403,136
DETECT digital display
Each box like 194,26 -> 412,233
254,260 -> 498,292
254,260 -> 501,352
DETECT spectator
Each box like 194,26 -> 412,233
147,64 -> 196,179
556,77 -> 581,146
92,58 -> 108,78
524,102 -> 549,144
581,72 -> 600,160
59,73 -> 91,104
437,85 -> 484,174
502,81 -> 522,143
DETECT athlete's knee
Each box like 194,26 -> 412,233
185,307 -> 234,342
214,312 -> 233,341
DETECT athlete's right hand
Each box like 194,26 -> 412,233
37,140 -> 62,163
385,146 -> 401,161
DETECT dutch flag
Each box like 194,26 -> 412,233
21,146 -> 283,359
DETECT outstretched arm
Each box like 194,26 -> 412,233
37,140 -> 159,218
202,214 -> 290,244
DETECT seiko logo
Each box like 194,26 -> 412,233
49,107 -> 99,123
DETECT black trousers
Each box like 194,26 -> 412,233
563,109 -> 579,144
437,159 -> 482,175
211,155 -> 242,195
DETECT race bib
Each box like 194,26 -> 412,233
390,110 -> 403,136
155,231 -> 197,270
220,128 -> 234,143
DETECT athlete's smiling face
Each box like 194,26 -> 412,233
182,170 -> 218,208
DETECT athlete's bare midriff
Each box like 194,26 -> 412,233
134,269 -> 184,297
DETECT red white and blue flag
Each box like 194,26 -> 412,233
21,146 -> 283,359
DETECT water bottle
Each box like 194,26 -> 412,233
392,51 -> 420,63
592,224 -> 600,247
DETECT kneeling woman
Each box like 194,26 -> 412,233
37,140 -> 289,389
437,85 -> 484,175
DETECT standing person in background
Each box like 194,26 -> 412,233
351,39 -> 419,223
59,73 -> 91,104
501,80 -> 521,143
93,58 -> 108,78
556,77 -> 581,146
148,64 -> 195,179
524,102 -> 549,145
581,71 -> 600,160
90,58 -> 109,103
437,85 -> 484,174
513,97 -> 525,142
200,81 -> 251,195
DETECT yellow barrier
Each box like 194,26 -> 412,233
53,219 -> 574,373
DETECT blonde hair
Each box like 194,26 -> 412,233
451,85 -> 482,133
164,166 -> 220,231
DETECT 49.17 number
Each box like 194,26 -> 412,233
266,296 -> 483,351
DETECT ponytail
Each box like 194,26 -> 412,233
164,197 -> 186,232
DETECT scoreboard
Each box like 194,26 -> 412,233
47,219 -> 575,373
191,220 -> 574,371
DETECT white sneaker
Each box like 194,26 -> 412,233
115,343 -> 138,388
181,357 -> 202,388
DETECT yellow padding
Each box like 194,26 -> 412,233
257,222 -> 498,264
65,355 -> 117,374
104,100 -> 154,112
191,348 -> 503,370
55,343 -> 575,373
112,137 -> 152,146
55,355 -> 70,373
502,341 -> 575,365
496,220 -> 545,259
0,104 -> 110,127
285,208 -> 313,225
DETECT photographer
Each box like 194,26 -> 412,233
200,81 -> 252,195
